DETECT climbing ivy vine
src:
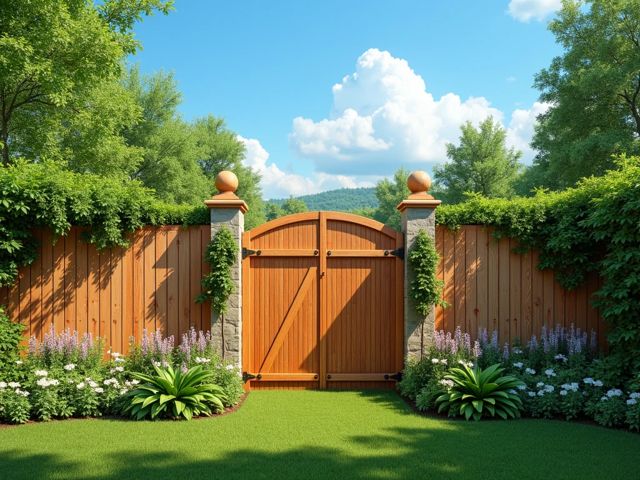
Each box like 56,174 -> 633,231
408,229 -> 447,317
197,227 -> 238,315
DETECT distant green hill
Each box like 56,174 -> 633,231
268,187 -> 377,212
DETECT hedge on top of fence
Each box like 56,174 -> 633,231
1,156 -> 639,363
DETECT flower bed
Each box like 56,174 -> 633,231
400,326 -> 640,431
0,327 -> 243,424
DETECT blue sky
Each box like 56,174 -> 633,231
132,0 -> 563,198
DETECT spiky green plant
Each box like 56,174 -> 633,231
122,365 -> 227,420
435,363 -> 524,421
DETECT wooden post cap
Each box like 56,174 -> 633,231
397,170 -> 440,211
215,171 -> 239,193
407,170 -> 431,194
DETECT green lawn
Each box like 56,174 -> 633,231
1,390 -> 638,479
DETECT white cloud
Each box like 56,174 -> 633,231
238,135 -> 375,199
506,101 -> 550,163
290,48 -> 544,176
508,0 -> 561,22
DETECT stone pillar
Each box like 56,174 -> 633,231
397,171 -> 441,359
204,171 -> 247,369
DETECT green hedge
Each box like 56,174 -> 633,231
0,161 -> 207,286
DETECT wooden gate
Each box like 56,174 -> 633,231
242,212 -> 404,389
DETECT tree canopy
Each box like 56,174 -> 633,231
524,0 -> 640,190
433,117 -> 523,203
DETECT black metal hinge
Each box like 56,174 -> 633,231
242,372 -> 262,382
384,247 -> 404,260
384,372 -> 403,381
242,248 -> 261,259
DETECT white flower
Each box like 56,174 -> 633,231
536,382 -> 545,388
110,366 -> 124,373
93,387 -> 104,394
513,348 -> 523,355
513,362 -> 523,369
195,357 -> 211,364
226,363 -> 236,370
593,380 -> 603,387
103,378 -> 119,386
544,369 -> 556,377
36,378 -> 56,388
431,358 -> 439,364
34,370 -> 48,377
15,388 -> 29,397
544,385 -> 554,393
115,357 -> 125,363
88,380 -> 98,388
600,396 -> 608,401
111,352 -> 122,358
627,399 -> 638,406
606,389 -> 623,398
439,379 -> 454,389
15,360 -> 23,365
119,388 -> 128,395
130,379 -> 140,385
439,359 -> 448,365
0,381 -> 7,389
76,382 -> 86,390
525,368 -> 536,375
583,377 -> 594,385
554,354 -> 567,362
8,381 -> 20,388
537,390 -> 545,396
528,391 -> 536,397
560,390 -> 568,396
517,384 -> 527,391
63,363 -> 76,371
630,392 -> 640,399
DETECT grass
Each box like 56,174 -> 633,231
0,390 -> 639,479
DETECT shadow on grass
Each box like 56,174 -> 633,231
1,391 -> 639,480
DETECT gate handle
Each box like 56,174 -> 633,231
314,249 -> 319,256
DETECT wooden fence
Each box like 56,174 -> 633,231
0,224 -> 605,353
434,225 -> 604,346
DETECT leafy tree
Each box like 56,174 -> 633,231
0,0 -> 172,165
265,197 -> 308,220
527,0 -> 640,189
372,168 -> 410,231
433,117 -> 523,203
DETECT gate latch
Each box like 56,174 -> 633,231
384,372 -> 403,381
242,372 -> 262,382
242,248 -> 261,259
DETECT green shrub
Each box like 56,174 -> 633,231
435,363 -> 524,421
0,385 -> 31,424
121,365 -> 226,421
0,307 -> 23,374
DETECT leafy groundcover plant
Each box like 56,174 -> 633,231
434,363 -> 524,421
121,365 -> 227,421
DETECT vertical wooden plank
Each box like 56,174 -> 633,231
487,230 -> 499,335
189,227 -> 202,329
319,212 -> 327,389
166,227 -> 179,340
87,242 -> 100,339
509,239 -> 521,344
18,256 -> 32,339
442,228 -> 455,333
498,237 -> 510,345
8,270 -> 20,329
76,231 -> 88,337
110,248 -> 123,354
475,227 -> 488,337
40,229 -> 54,335
465,226 -> 478,336
132,230 -> 144,344
242,231 -> 252,389
63,228 -> 77,333
554,275 -> 566,328
453,228 -> 466,332
521,250 -> 533,344
576,282 -> 588,333
99,248 -> 111,348
531,250 -> 544,339
143,228 -> 156,333
565,285 -> 577,330
52,235 -> 65,333
178,228 -> 191,341
395,232 -> 404,372
30,230 -> 43,340
434,226 -> 444,330
155,228 -> 168,335
543,269 -> 555,330
122,236 -> 135,352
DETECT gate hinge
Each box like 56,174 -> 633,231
242,248 -> 261,259
242,372 -> 262,382
384,372 -> 403,381
387,247 -> 404,260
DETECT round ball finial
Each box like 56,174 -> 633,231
215,170 -> 239,193
407,171 -> 431,194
